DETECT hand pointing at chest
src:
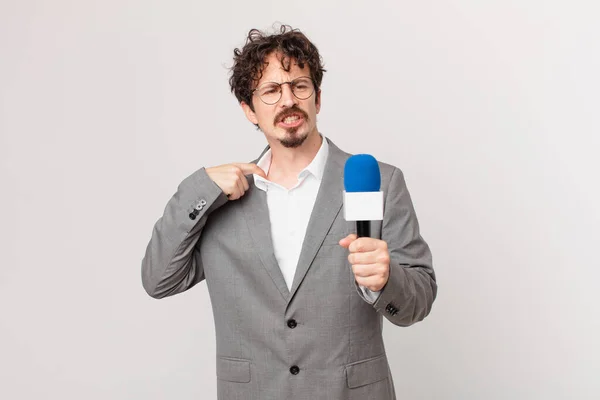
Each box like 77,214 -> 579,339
206,163 -> 267,201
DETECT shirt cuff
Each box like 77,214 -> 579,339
359,285 -> 381,304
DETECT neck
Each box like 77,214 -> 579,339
267,129 -> 322,184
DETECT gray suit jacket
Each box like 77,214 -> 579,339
141,138 -> 437,400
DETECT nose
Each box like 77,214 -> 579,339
279,83 -> 297,108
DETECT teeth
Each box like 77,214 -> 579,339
283,116 -> 300,123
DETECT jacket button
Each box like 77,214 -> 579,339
189,213 -> 196,220
386,303 -> 399,316
287,319 -> 297,329
289,365 -> 300,375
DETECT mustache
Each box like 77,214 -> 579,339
274,106 -> 309,124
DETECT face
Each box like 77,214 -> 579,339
241,52 -> 321,149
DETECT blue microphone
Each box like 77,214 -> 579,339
343,155 -> 384,238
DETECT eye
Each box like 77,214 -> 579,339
260,84 -> 279,95
293,79 -> 312,90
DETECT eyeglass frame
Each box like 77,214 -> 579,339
251,76 -> 318,105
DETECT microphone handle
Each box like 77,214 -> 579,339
356,221 -> 371,238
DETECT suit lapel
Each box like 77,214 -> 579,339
241,168 -> 290,302
288,139 -> 349,300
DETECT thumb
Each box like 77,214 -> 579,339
338,234 -> 358,248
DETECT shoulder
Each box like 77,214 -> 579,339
329,138 -> 402,184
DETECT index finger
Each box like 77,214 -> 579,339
234,163 -> 267,179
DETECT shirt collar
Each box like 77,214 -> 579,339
253,135 -> 329,191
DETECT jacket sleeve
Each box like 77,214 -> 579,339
371,167 -> 437,326
141,167 -> 228,299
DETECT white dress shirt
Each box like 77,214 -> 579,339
253,135 -> 380,303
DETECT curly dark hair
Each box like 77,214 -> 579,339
229,25 -> 326,111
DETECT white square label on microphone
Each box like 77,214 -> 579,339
343,191 -> 384,221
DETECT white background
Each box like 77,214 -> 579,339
1,1 -> 598,399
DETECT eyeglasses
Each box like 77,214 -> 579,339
252,76 -> 316,105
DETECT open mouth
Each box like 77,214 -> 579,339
277,113 -> 305,128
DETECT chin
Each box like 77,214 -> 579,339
278,128 -> 309,148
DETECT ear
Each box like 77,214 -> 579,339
241,101 -> 259,125
315,89 -> 322,114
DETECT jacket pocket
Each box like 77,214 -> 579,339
216,357 -> 251,383
345,354 -> 389,389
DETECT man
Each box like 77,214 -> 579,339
142,25 -> 436,400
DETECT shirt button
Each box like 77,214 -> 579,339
289,365 -> 300,375
287,319 -> 297,329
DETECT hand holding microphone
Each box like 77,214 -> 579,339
339,233 -> 390,292
339,154 -> 390,292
